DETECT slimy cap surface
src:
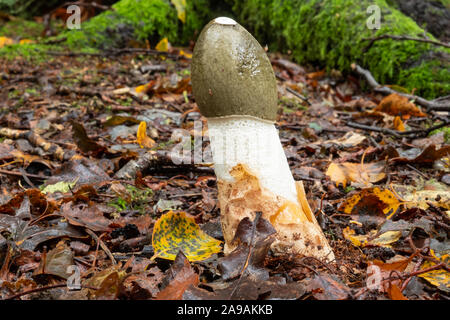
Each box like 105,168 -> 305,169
191,18 -> 278,122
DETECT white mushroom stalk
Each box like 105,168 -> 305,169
192,18 -> 334,261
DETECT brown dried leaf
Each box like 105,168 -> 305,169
374,94 -> 426,119
61,201 -> 112,232
156,251 -> 199,300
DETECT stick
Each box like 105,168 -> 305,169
0,127 -> 67,161
286,87 -> 311,105
46,48 -> 179,59
351,64 -> 450,112
4,283 -> 100,300
85,229 -> 117,265
0,169 -> 47,180
363,34 -> 450,51
346,120 -> 450,139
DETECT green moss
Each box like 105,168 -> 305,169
229,0 -> 450,98
65,0 -> 211,50
430,124 -> 450,144
0,18 -> 44,39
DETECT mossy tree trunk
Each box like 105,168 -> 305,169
226,0 -> 449,99
14,0 -> 446,98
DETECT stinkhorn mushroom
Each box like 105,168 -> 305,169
191,17 -> 334,262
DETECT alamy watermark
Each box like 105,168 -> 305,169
366,5 -> 381,30
66,5 -> 81,30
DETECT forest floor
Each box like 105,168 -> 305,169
0,41 -> 449,300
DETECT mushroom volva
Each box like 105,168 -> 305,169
191,17 -> 334,261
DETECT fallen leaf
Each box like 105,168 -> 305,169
338,187 -> 401,220
321,131 -> 366,148
326,161 -> 386,188
418,254 -> 450,293
305,274 -> 351,300
71,121 -> 106,155
184,276 -> 306,300
343,227 -> 402,248
0,36 -> 14,48
41,178 -> 78,194
387,283 -> 408,300
61,201 -> 112,232
152,211 -> 222,261
171,0 -> 186,23
374,93 -> 426,119
156,37 -> 169,52
156,251 -> 199,300
218,214 -> 276,281
34,241 -> 74,279
390,145 -> 450,164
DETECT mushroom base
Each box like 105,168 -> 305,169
217,164 -> 335,262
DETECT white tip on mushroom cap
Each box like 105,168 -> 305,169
207,116 -> 298,204
214,17 -> 237,25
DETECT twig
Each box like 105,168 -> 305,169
346,120 -> 450,139
286,87 -> 311,105
363,34 -> 450,51
0,169 -> 47,180
346,121 -> 402,138
4,283 -> 100,300
46,48 -> 179,59
85,229 -> 117,265
351,64 -> 450,112
0,127 -> 67,161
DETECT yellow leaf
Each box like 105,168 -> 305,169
0,36 -> 14,48
402,190 -> 450,211
156,37 -> 169,52
171,0 -> 186,23
343,227 -> 401,248
338,187 -> 401,219
19,39 -> 33,45
418,254 -> 450,293
369,230 -> 402,247
326,161 -> 386,188
179,49 -> 192,59
135,82 -> 152,94
136,121 -> 155,148
152,211 -> 222,261
393,116 -> 405,131
343,226 -> 368,247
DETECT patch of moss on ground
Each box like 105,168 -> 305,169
229,0 -> 450,99
0,18 -> 44,39
430,125 -> 450,144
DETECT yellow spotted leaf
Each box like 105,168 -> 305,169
343,227 -> 369,247
136,121 -> 155,148
156,37 -> 169,52
152,211 -> 222,261
343,227 -> 402,248
418,254 -> 450,293
338,187 -> 401,219
171,0 -> 186,23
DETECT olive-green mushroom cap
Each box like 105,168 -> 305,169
191,17 -> 278,122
